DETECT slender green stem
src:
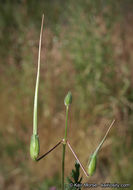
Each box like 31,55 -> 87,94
64,106 -> 69,142
62,144 -> 66,190
62,105 -> 69,190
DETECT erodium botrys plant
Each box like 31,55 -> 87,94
30,15 -> 115,190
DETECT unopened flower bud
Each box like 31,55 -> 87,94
30,134 -> 40,161
64,91 -> 72,106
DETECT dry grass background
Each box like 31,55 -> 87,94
0,1 -> 133,189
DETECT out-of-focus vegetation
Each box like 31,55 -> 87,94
0,0 -> 133,189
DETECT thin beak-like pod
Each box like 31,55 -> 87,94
66,120 -> 115,177
33,14 -> 44,136
94,119 -> 115,155
30,14 -> 44,161
87,119 -> 115,176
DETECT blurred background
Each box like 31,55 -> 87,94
0,0 -> 133,189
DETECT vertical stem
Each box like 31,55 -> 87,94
62,144 -> 66,190
64,106 -> 69,142
62,106 -> 69,190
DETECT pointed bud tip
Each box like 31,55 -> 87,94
64,91 -> 72,106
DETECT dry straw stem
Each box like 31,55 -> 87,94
37,140 -> 63,161
67,141 -> 89,177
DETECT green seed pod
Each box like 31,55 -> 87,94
87,120 -> 115,176
87,153 -> 97,176
30,134 -> 40,161
64,91 -> 72,106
